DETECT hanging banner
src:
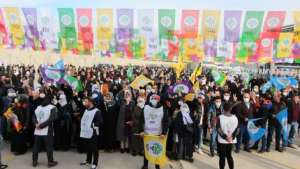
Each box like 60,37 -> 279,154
146,35 -> 159,60
292,42 -> 300,61
117,9 -> 134,40
256,32 -> 273,63
217,40 -> 234,63
138,9 -> 154,39
22,8 -> 39,50
0,9 -> 9,46
144,135 -> 168,167
181,10 -> 199,39
38,8 -> 58,50
236,41 -> 257,63
241,11 -> 264,42
58,8 -> 77,50
129,29 -> 146,59
224,11 -> 242,42
96,9 -> 113,51
204,39 -> 217,61
263,11 -> 286,39
158,9 -> 176,40
277,33 -> 293,58
202,10 -> 221,40
4,7 -> 25,46
76,8 -> 93,53
293,11 -> 300,43
183,35 -> 204,62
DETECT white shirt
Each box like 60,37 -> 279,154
144,105 -> 164,135
34,105 -> 55,136
217,114 -> 238,144
80,108 -> 98,139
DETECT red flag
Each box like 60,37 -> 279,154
263,11 -> 286,39
76,8 -> 93,52
181,10 -> 199,38
256,32 -> 274,63
0,9 -> 9,45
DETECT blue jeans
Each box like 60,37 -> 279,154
236,124 -> 249,151
287,122 -> 299,145
210,128 -> 217,155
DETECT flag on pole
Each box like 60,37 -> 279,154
211,69 -> 227,86
247,118 -> 266,147
275,108 -> 288,142
271,76 -> 298,90
58,8 -> 77,50
260,81 -> 272,94
130,75 -> 154,90
144,135 -> 168,166
190,63 -> 202,84
62,75 -> 84,92
158,9 -> 176,40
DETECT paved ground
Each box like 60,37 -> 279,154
2,140 -> 300,169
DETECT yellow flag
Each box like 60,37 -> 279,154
174,53 -> 185,79
97,9 -> 113,51
190,63 -> 202,84
294,11 -> 300,42
202,10 -> 221,40
193,80 -> 200,92
144,135 -> 168,166
184,93 -> 195,102
130,75 -> 154,90
183,35 -> 204,62
277,33 -> 294,58
4,7 -> 25,46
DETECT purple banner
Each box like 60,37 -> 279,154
117,9 -> 134,40
167,80 -> 193,94
24,26 -> 34,49
204,40 -> 217,60
224,11 -> 242,42
22,8 -> 39,38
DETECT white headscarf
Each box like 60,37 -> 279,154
180,103 -> 193,125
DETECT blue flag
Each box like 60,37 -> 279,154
48,60 -> 65,70
275,108 -> 288,141
247,118 -> 266,147
260,81 -> 272,94
271,76 -> 298,90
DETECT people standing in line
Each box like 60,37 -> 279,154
32,90 -> 58,168
139,94 -> 169,169
217,103 -> 239,169
80,97 -> 103,169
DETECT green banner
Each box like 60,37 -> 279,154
58,8 -> 77,50
241,11 -> 264,42
158,9 -> 176,40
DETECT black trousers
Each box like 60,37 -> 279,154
217,143 -> 234,169
143,156 -> 160,169
32,135 -> 54,163
84,135 -> 99,166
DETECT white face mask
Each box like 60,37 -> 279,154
137,101 -> 145,109
8,92 -> 16,97
224,96 -> 230,101
215,102 -> 221,108
39,93 -> 46,98
178,100 -> 184,106
244,98 -> 250,103
52,99 -> 58,105
150,99 -> 158,107
253,88 -> 259,93
283,92 -> 288,96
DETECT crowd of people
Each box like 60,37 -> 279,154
0,63 -> 299,169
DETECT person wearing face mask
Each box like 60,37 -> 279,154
193,93 -> 206,154
80,97 -> 103,169
32,91 -> 58,168
139,94 -> 168,169
174,103 -> 194,162
116,90 -> 135,153
131,97 -> 146,156
207,96 -> 223,157
102,92 -> 119,152
223,91 -> 233,105
233,91 -> 256,153
267,92 -> 286,152
53,93 -> 72,151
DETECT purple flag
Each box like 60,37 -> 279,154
22,8 -> 39,49
204,39 -> 217,60
224,11 -> 242,42
24,26 -> 35,49
117,9 -> 134,40
40,66 -> 65,83
168,80 -> 193,94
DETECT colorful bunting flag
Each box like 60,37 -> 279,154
22,8 -> 39,50
77,8 -> 93,53
158,9 -> 176,40
4,7 -> 25,46
0,9 -> 9,46
96,9 -> 113,52
117,9 -> 134,40
263,11 -> 286,39
277,33 -> 294,58
58,8 -> 77,50
181,10 -> 199,38
241,11 -> 265,42
224,11 -> 242,42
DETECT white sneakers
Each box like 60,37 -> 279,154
91,164 -> 97,169
196,148 -> 204,154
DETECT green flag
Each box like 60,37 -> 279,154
242,11 -> 264,42
58,8 -> 77,50
158,9 -> 176,40
64,75 -> 83,92
127,64 -> 134,82
211,69 -> 227,86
